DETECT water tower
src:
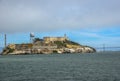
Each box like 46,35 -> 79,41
30,32 -> 35,43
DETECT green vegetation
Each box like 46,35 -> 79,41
54,41 -> 66,48
2,47 -> 15,54
54,40 -> 81,48
8,48 -> 14,53
64,40 -> 80,46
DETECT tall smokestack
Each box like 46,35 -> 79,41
5,34 -> 6,48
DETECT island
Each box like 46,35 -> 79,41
1,35 -> 96,55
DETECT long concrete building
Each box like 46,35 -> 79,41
43,34 -> 69,43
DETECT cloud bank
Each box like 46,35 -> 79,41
0,0 -> 120,33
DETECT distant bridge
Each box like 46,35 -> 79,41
94,46 -> 120,51
96,47 -> 120,49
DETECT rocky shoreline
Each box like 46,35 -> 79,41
2,46 -> 96,55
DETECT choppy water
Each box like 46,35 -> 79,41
0,52 -> 120,81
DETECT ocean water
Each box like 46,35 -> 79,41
0,52 -> 120,81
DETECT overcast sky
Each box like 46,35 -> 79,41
0,0 -> 120,50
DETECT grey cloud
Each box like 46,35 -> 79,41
0,0 -> 120,33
